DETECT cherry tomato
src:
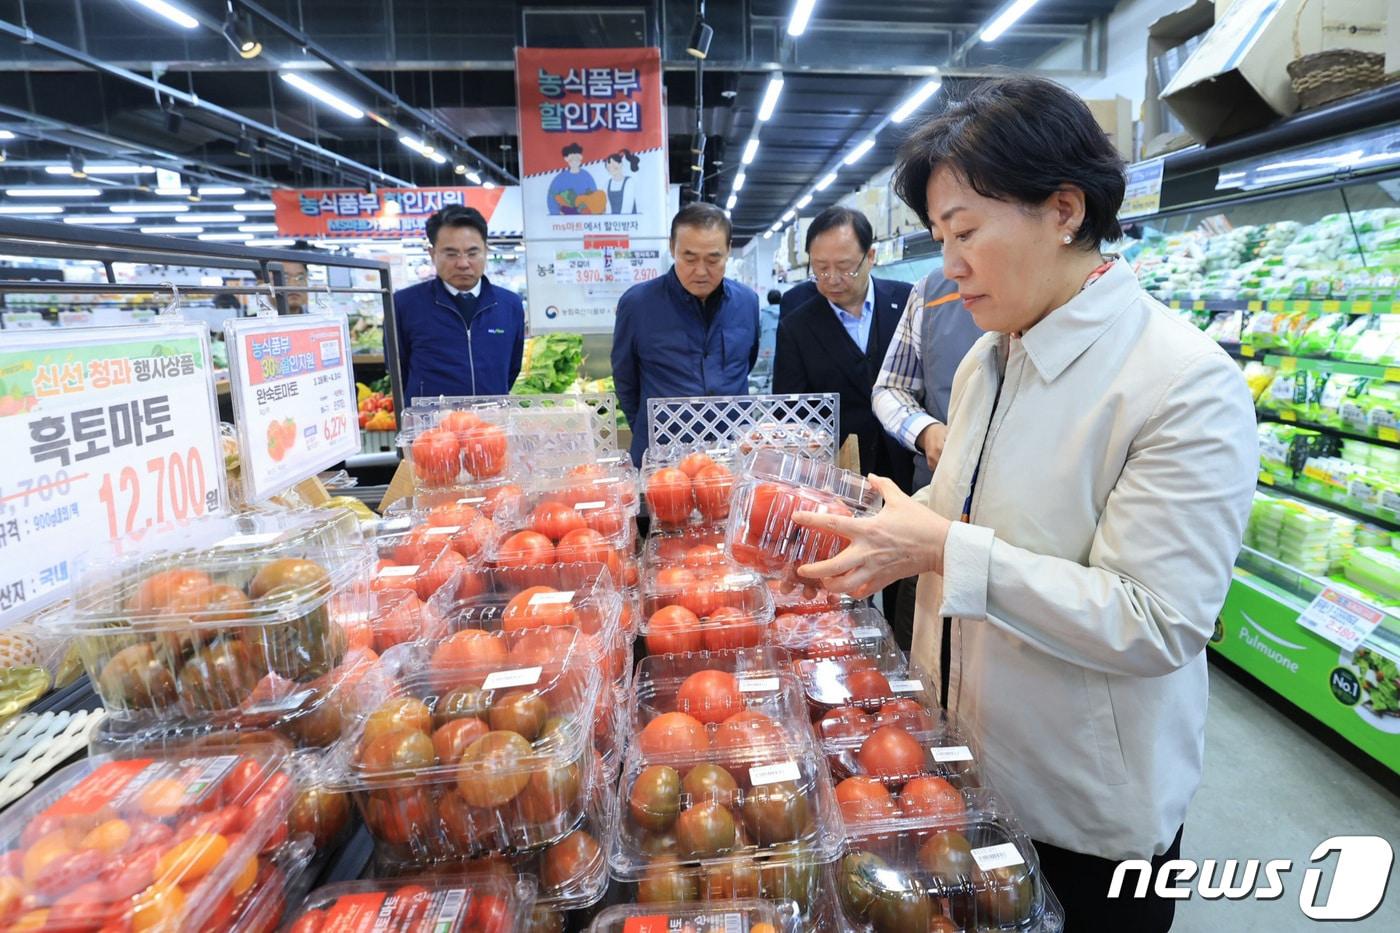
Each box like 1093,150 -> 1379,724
637,712 -> 708,756
646,468 -> 693,525
676,669 -> 744,725
286,909 -> 325,933
645,605 -> 702,655
466,893 -> 513,933
857,725 -> 926,781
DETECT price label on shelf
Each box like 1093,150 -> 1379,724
0,323 -> 226,627
1297,587 -> 1385,653
1119,158 -> 1165,219
225,314 -> 360,503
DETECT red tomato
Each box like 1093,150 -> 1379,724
391,526 -> 440,567
479,484 -> 524,519
554,528 -> 622,579
531,501 -> 587,543
371,590 -> 428,653
845,668 -> 893,705
222,757 -> 264,805
637,712 -> 708,756
654,566 -> 697,592
431,629 -> 508,685
678,578 -> 726,619
494,531 -> 556,589
745,483 -> 799,553
857,725 -> 926,781
440,409 -> 483,436
462,424 -> 508,479
645,605 -> 702,655
579,503 -> 626,539
682,544 -> 725,569
692,464 -> 734,522
712,709 -> 786,754
835,776 -> 900,823
876,698 -> 937,732
428,504 -> 496,560
676,669 -> 744,725
466,893 -> 513,933
701,607 -> 763,651
411,429 -> 459,487
502,586 -> 578,631
371,558 -> 416,594
416,547 -> 466,602
508,627 -> 576,668
677,452 -> 716,478
646,468 -> 694,525
899,776 -> 964,820
820,706 -> 874,741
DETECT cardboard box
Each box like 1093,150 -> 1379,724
1143,0 -> 1216,150
1389,0 -> 1400,74
1085,96 -> 1135,160
1307,0 -> 1386,55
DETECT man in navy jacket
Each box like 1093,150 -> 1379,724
391,205 -> 525,401
612,203 -> 760,465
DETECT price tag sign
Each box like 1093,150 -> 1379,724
0,323 -> 225,626
971,843 -> 1026,872
1297,587 -> 1385,653
1120,158 -> 1165,219
482,666 -> 543,690
225,314 -> 360,503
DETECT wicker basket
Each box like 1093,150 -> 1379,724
1286,49 -> 1385,109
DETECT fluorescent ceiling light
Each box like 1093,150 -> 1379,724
795,193 -> 813,209
238,223 -> 278,233
199,233 -> 253,241
280,72 -> 366,120
0,205 -> 62,215
733,171 -> 746,192
106,203 -> 189,214
742,138 -> 760,165
787,0 -> 817,37
0,131 -> 14,140
6,186 -> 101,198
465,170 -> 482,184
45,164 -> 155,176
890,77 -> 942,124
400,136 -> 447,164
725,193 -> 738,210
131,0 -> 199,30
844,137 -> 876,164
484,181 -> 496,189
141,225 -> 195,234
757,76 -> 785,122
234,202 -> 276,212
155,186 -> 246,196
781,210 -> 795,222
769,222 -> 782,232
177,212 -> 245,223
981,0 -> 1041,43
763,230 -> 773,239
815,171 -> 837,191
65,215 -> 137,225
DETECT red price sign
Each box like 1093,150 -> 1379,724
97,448 -> 212,539
1297,586 -> 1386,653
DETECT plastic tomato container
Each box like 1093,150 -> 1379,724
639,567 -> 775,656
795,651 -> 935,721
383,481 -> 529,522
641,525 -> 729,571
286,875 -> 536,933
369,522 -> 488,606
766,578 -> 850,616
0,748 -> 292,933
588,899 -> 803,933
831,793 -> 1064,933
488,476 -> 639,580
641,442 -> 741,528
399,404 -> 519,488
630,648 -> 806,734
48,510 -> 369,724
330,631 -> 602,862
771,607 -> 904,664
733,420 -> 836,462
725,450 -> 881,584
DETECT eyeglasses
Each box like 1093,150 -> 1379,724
809,254 -> 867,283
437,248 -> 484,262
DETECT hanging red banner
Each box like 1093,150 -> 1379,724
272,186 -> 506,239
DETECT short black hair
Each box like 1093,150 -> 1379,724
805,206 -> 873,254
670,202 -> 732,245
562,142 -> 584,157
425,205 -> 489,247
892,76 -> 1126,248
766,288 -> 782,305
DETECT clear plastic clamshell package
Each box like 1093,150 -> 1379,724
726,450 -> 881,585
383,481 -> 528,522
0,747 -> 293,933
771,606 -> 905,665
629,647 -> 807,735
284,873 -> 536,933
328,628 -> 603,863
831,791 -> 1064,933
641,442 -> 740,528
766,578 -> 850,617
488,474 -> 640,589
733,419 -> 836,462
369,520 -> 487,606
588,898 -> 804,933
642,525 -> 728,571
399,404 -> 518,488
46,510 -> 369,726
639,566 -> 775,656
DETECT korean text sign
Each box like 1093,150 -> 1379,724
224,315 -> 360,502
272,186 -> 506,239
0,323 -> 225,625
515,47 -> 670,331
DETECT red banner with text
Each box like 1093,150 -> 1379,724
272,186 -> 505,239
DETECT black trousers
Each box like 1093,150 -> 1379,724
1033,825 -> 1184,932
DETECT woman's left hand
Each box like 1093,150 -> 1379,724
792,475 -> 952,598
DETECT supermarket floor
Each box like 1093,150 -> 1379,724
1173,662 -> 1400,932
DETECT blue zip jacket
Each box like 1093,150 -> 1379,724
611,269 -> 760,465
391,275 -> 525,401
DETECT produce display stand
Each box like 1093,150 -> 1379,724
647,392 -> 841,461
1124,85 -> 1400,776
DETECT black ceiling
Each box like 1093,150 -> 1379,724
0,0 -> 1120,242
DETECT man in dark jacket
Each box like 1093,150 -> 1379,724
772,206 -> 914,492
391,205 -> 525,401
612,203 -> 760,466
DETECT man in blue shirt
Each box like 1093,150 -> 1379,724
612,203 -> 761,465
391,205 -> 525,400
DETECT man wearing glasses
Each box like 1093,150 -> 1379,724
391,205 -> 525,400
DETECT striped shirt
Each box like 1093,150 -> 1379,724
872,280 -> 965,451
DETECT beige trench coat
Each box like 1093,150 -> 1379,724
910,259 -> 1258,860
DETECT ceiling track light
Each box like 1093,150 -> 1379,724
222,3 -> 262,59
234,129 -> 253,157
67,151 -> 86,179
187,183 -> 201,202
687,15 -> 714,59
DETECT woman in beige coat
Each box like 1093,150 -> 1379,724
795,76 -> 1257,931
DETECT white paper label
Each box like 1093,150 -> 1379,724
738,677 -> 780,693
482,666 -> 543,690
457,496 -> 486,505
214,531 -> 282,549
723,573 -> 753,586
376,564 -> 419,578
425,525 -> 460,536
931,745 -> 974,762
528,590 -> 576,605
573,500 -> 606,511
748,761 -> 801,786
971,843 -> 1026,872
851,626 -> 882,639
381,517 -> 414,531
592,477 -> 616,484
1297,586 -> 1385,653
888,679 -> 924,693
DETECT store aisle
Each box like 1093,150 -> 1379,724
1173,664 -> 1400,932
